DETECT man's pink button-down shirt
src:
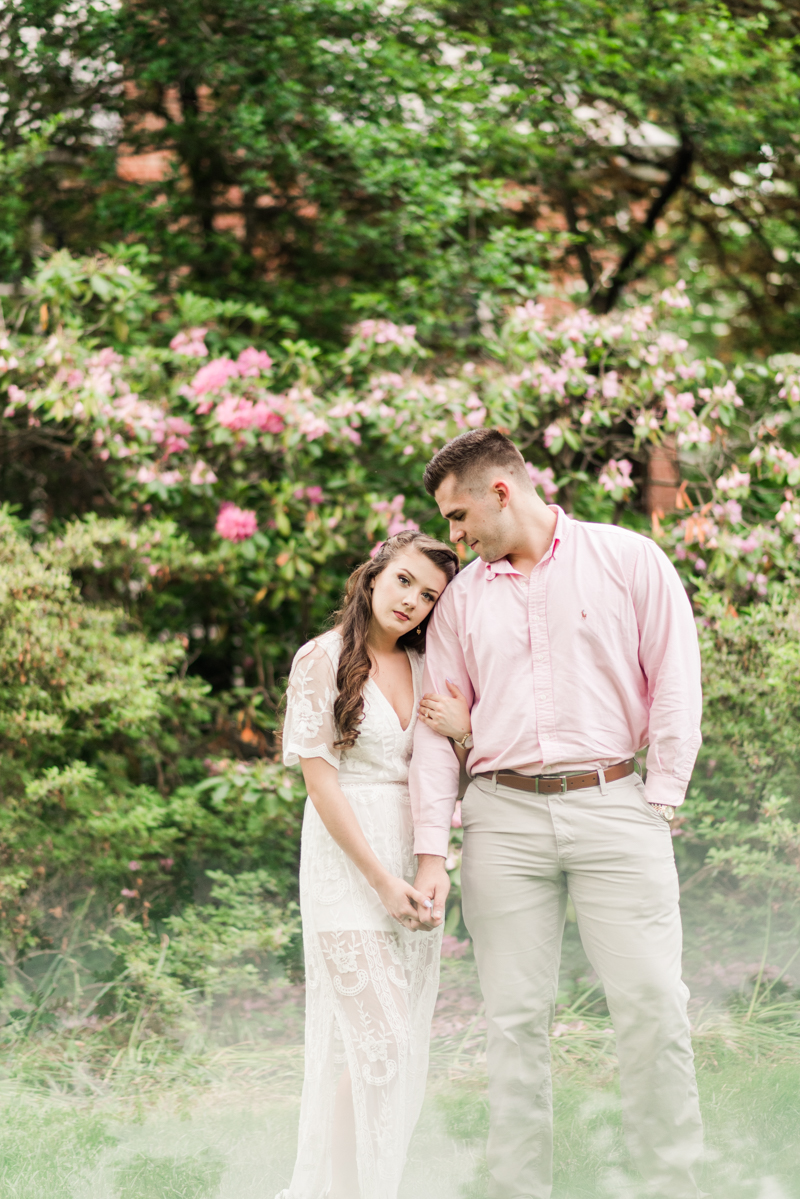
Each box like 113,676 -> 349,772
409,507 -> 702,858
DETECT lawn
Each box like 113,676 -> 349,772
1,894 -> 799,1199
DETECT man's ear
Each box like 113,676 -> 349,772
492,478 -> 512,508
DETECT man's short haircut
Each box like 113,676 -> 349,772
423,428 -> 529,496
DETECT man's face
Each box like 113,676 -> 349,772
434,473 -> 510,562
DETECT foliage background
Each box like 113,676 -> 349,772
0,0 -> 799,1051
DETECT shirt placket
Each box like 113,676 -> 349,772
528,555 -> 558,768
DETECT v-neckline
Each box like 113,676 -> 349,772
368,648 -> 416,734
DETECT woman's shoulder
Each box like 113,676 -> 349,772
290,628 -> 342,674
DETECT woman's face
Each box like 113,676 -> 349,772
370,548 -> 448,642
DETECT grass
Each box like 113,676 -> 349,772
1,894 -> 799,1198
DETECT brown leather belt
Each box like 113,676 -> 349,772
480,759 -> 636,795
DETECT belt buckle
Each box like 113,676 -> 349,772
561,775 -> 568,793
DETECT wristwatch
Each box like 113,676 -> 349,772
455,731 -> 474,750
648,802 -> 675,821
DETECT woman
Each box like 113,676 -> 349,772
278,530 -> 471,1199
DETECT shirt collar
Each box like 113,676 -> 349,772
484,506 -> 569,580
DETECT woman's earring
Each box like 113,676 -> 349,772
417,625 -> 423,635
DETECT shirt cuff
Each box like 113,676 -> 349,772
644,772 -> 688,808
413,825 -> 451,858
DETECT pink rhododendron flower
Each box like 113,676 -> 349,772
713,499 -> 743,525
543,422 -> 561,449
294,486 -> 324,505
190,460 -> 218,485
660,280 -> 691,309
599,458 -> 634,494
128,860 -> 141,871
215,395 -> 257,431
524,362 -> 568,399
665,390 -> 696,423
159,858 -> 174,870
559,308 -> 595,343
297,412 -> 329,441
559,346 -> 587,371
677,421 -> 712,448
120,888 -> 139,899
328,400 -> 358,418
163,415 -> 193,456
601,371 -> 620,400
170,327 -> 209,357
765,445 -> 800,482
465,406 -> 487,428
192,357 -> 239,396
525,462 -> 558,500
250,401 -> 284,434
389,516 -> 419,536
657,332 -> 689,354
352,319 -> 417,350
746,571 -> 769,595
716,467 -> 750,493
372,495 -> 406,518
7,384 -> 26,405
236,347 -> 272,376
729,533 -> 760,554
372,494 -> 418,537
510,300 -> 548,333
216,502 -> 257,542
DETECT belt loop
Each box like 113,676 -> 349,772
490,770 -> 498,794
597,766 -> 608,796
534,776 -> 540,795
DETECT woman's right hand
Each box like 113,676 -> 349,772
374,873 -> 432,928
418,678 -> 471,742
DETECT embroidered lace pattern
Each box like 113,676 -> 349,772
277,630 -> 442,1199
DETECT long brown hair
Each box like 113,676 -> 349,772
333,530 -> 459,749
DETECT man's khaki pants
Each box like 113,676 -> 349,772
460,772 -> 703,1199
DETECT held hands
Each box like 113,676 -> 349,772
418,679 -> 471,742
375,873 -> 434,930
412,855 -> 450,930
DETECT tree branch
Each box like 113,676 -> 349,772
560,185 -> 595,293
596,133 -> 694,314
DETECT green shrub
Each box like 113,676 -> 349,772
675,591 -> 800,900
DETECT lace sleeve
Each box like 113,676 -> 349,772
283,639 -> 341,769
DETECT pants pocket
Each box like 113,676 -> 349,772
630,777 -> 671,825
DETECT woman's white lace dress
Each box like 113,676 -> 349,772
278,629 -> 442,1199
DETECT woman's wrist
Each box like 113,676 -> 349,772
366,865 -> 391,892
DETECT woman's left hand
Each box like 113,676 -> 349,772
418,679 -> 471,741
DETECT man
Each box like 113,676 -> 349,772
409,428 -> 704,1199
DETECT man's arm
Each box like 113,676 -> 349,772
631,540 -> 703,807
409,595 -> 474,856
409,593 -> 474,928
